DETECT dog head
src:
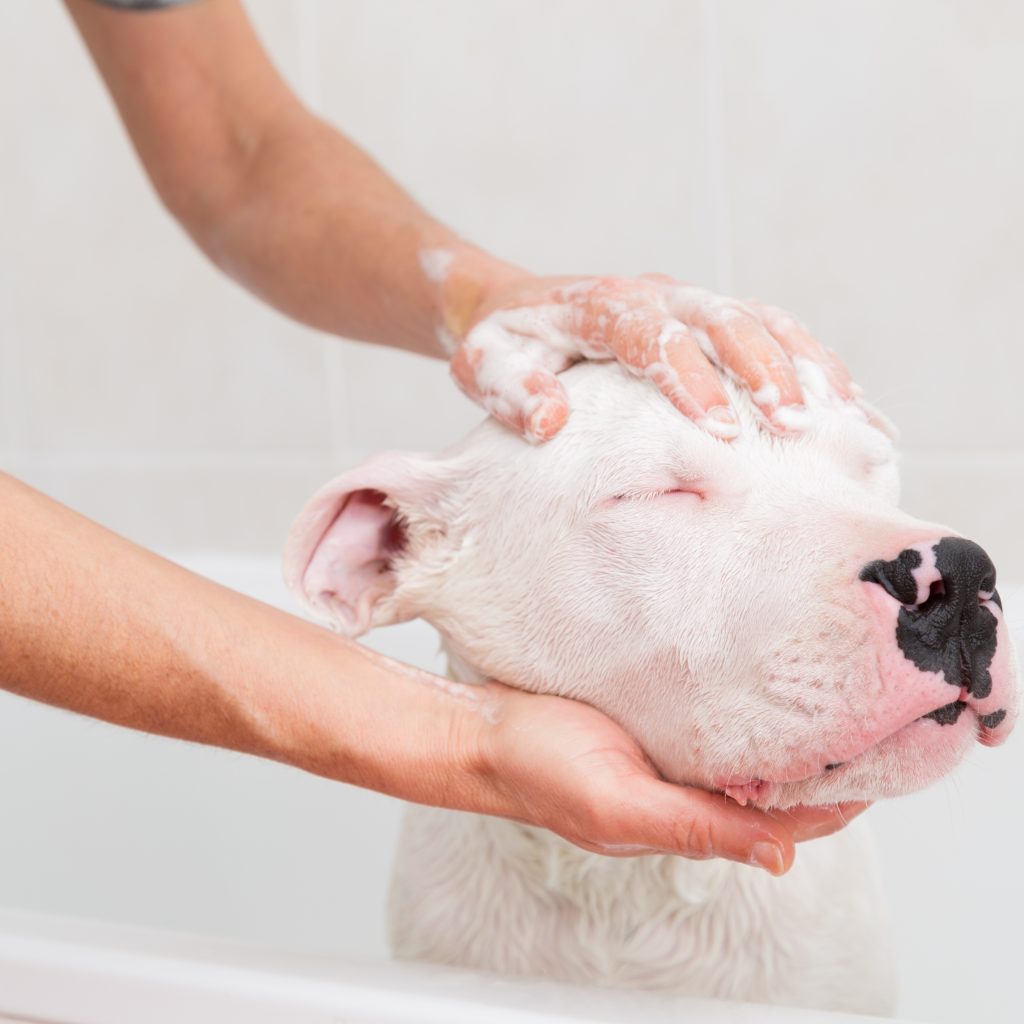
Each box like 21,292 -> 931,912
285,362 -> 1017,808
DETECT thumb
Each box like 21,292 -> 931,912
450,322 -> 572,442
769,801 -> 872,842
594,776 -> 797,875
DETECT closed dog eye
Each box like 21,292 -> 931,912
599,485 -> 706,509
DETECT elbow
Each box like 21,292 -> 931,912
147,145 -> 249,262
147,103 -> 307,274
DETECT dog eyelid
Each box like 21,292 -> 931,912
601,481 -> 706,507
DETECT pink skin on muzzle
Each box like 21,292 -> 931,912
723,537 -> 1017,806
860,580 -> 1017,748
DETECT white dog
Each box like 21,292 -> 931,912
285,361 -> 1017,1015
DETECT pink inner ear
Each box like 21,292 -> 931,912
303,489 -> 407,635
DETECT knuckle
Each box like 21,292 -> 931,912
575,789 -> 639,847
675,815 -> 716,860
712,306 -> 759,336
577,794 -> 616,839
448,354 -> 479,396
610,314 -> 657,367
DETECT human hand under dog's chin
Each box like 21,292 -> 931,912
442,266 -> 854,444
478,684 -> 870,876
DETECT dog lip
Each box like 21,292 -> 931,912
825,701 -> 980,769
722,697 -> 1000,804
920,699 -> 968,726
824,696 -> 991,774
747,703 -> 982,794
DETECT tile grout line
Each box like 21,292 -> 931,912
295,0 -> 348,466
699,0 -> 735,295
4,448 -> 1024,473
0,278 -> 25,453
0,451 -> 340,473
295,0 -> 323,112
322,343 -> 350,466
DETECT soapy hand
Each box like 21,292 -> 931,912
449,274 -> 853,443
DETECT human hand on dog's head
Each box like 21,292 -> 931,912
476,681 -> 870,875
443,269 -> 854,443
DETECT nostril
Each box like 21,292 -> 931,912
860,537 -> 997,613
861,536 -> 1001,698
859,547 -> 923,605
932,538 -> 998,615
918,579 -> 946,612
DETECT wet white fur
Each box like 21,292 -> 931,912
390,807 -> 895,1013
285,363 -> 990,1015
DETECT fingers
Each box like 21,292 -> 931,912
768,801 -> 872,842
669,287 -> 805,431
605,308 -> 739,439
567,770 -> 873,874
579,775 -> 795,875
453,276 -> 862,444
742,300 -> 853,400
572,281 -> 740,439
853,396 -> 900,441
451,322 -> 572,443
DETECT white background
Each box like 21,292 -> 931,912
2,2 -> 1023,1023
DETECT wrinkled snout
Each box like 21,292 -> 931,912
860,537 -> 1017,748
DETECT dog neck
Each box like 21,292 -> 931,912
442,639 -> 751,906
443,644 -> 490,687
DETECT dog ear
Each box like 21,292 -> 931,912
283,451 -> 448,637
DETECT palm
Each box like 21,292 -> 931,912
489,687 -> 867,867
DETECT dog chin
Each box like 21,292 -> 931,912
749,713 -> 978,810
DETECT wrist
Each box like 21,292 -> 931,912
432,242 -> 529,350
457,681 -> 533,822
267,627 -> 507,815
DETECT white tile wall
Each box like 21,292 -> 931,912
2,0 -> 1018,573
307,0 -> 718,460
1,0 -> 334,550
718,0 -> 1024,449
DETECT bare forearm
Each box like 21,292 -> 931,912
196,107 -> 522,354
65,0 -> 521,356
0,473 -> 494,807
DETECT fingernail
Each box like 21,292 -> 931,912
752,382 -> 781,409
841,800 -> 872,822
772,403 -> 810,432
700,405 -> 740,440
749,841 -> 785,876
706,405 -> 737,425
525,400 -> 568,443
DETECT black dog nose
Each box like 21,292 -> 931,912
860,538 -> 998,609
860,538 -> 1000,699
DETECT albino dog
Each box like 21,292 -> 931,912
285,361 -> 1017,1014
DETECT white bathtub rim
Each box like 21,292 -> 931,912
0,908 -> 908,1024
